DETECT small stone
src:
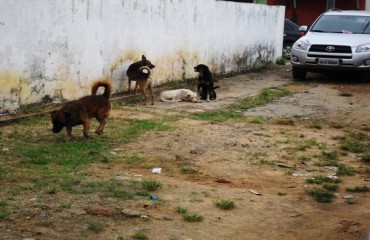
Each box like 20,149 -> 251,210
67,208 -> 87,215
121,209 -> 143,217
343,194 -> 354,199
248,189 -> 262,195
163,216 -> 174,221
86,207 -> 109,216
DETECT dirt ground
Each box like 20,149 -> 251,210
2,64 -> 370,240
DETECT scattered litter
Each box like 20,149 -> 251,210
327,173 -> 337,179
365,178 -> 370,181
2,148 -> 9,152
134,174 -> 143,177
292,173 -> 308,177
109,151 -> 117,155
323,166 -> 337,171
152,168 -> 162,174
343,194 -> 354,199
150,195 -> 158,201
248,189 -> 262,195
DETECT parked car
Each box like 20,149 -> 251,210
291,10 -> 370,79
283,19 -> 302,58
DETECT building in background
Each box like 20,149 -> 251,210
267,0 -> 366,25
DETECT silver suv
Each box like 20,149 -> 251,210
291,10 -> 370,79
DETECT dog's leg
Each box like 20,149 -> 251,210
147,81 -> 154,105
128,79 -> 132,93
138,82 -> 148,105
82,120 -> 91,138
95,119 -> 106,135
66,126 -> 73,138
134,81 -> 139,95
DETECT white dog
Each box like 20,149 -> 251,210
160,89 -> 201,103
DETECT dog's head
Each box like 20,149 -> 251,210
185,92 -> 200,103
50,110 -> 68,133
141,55 -> 155,69
194,64 -> 209,73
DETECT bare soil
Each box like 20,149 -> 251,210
2,64 -> 370,240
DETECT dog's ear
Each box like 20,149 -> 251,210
142,55 -> 146,61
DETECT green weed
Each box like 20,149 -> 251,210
141,180 -> 162,192
87,219 -> 105,233
346,185 -> 370,192
216,199 -> 235,210
308,189 -> 336,203
132,231 -> 148,240
182,213 -> 204,222
181,167 -> 198,174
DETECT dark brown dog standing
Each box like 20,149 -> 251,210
50,79 -> 112,138
194,64 -> 217,100
126,55 -> 155,105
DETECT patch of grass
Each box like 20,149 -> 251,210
336,164 -> 356,176
308,189 -> 336,203
330,122 -> 345,129
191,110 -> 245,122
182,213 -> 204,222
346,185 -> 370,192
0,200 -> 10,220
275,56 -> 286,65
308,120 -> 324,129
360,153 -> 370,163
339,92 -> 353,97
277,192 -> 287,196
87,219 -> 105,233
19,140 -> 111,167
190,87 -> 291,122
175,206 -> 188,214
141,180 -> 162,192
305,175 -> 341,185
126,154 -> 145,165
322,183 -> 339,191
181,167 -> 198,174
273,117 -> 295,126
340,132 -> 370,153
230,87 -> 292,111
132,231 -> 148,240
248,116 -> 266,124
317,150 -> 340,166
216,199 -> 235,210
119,119 -> 172,143
297,156 -> 312,162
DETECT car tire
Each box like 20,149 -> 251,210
282,42 -> 293,59
292,67 -> 307,80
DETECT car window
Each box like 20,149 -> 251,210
311,15 -> 370,34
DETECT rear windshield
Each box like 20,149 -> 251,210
311,15 -> 370,34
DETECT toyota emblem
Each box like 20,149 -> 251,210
326,46 -> 335,52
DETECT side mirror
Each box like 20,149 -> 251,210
299,25 -> 308,32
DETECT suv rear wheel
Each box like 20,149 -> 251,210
292,67 -> 307,80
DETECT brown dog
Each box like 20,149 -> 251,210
50,79 -> 112,138
126,55 -> 155,105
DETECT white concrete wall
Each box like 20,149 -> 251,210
0,0 -> 284,113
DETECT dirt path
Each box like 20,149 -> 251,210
100,65 -> 369,240
1,64 -> 369,240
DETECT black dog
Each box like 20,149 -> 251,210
126,55 -> 155,94
194,64 -> 217,100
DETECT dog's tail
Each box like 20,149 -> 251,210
91,79 -> 112,99
139,66 -> 152,78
